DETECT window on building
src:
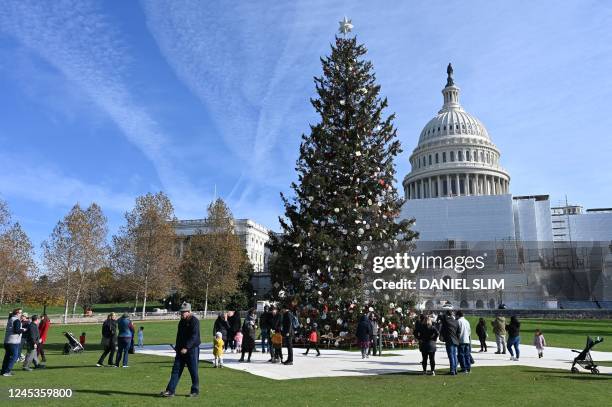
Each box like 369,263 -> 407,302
428,155 -> 432,165
466,150 -> 471,161
435,153 -> 439,163
442,152 -> 446,162
450,151 -> 455,162
458,151 -> 463,161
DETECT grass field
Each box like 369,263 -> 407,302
0,318 -> 610,406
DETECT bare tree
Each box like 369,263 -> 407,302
113,192 -> 179,319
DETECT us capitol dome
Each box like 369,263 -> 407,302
403,64 -> 510,200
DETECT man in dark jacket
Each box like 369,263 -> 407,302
161,302 -> 201,398
259,305 -> 272,354
356,314 -> 373,359
97,312 -> 117,367
368,313 -> 380,356
213,312 -> 230,344
438,311 -> 459,375
23,315 -> 42,371
227,311 -> 241,352
281,308 -> 295,365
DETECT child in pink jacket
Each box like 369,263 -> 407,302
534,329 -> 546,358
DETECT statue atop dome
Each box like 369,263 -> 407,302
446,63 -> 454,87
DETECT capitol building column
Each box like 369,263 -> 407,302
455,174 -> 461,196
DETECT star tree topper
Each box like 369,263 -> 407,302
338,16 -> 353,35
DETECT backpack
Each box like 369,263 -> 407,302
290,313 -> 300,330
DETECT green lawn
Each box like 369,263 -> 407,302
466,317 -> 612,352
0,318 -> 609,406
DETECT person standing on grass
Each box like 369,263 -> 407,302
161,302 -> 201,398
37,314 -> 50,363
476,318 -> 488,352
115,313 -> 133,368
438,310 -> 459,375
97,313 -> 117,367
2,309 -> 25,376
128,320 -> 135,354
418,316 -> 439,376
456,311 -> 472,373
491,315 -> 507,354
356,314 -> 373,359
533,329 -> 546,358
281,308 -> 295,365
18,312 -> 30,362
22,315 -> 43,371
506,316 -> 521,361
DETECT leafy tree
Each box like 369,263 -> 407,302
272,33 -> 417,328
179,199 -> 250,311
112,192 -> 179,318
42,203 -> 108,319
0,221 -> 37,307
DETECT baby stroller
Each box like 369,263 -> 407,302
570,336 -> 604,374
62,332 -> 85,355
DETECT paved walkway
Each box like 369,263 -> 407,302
137,340 -> 612,380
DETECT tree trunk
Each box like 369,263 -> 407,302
0,280 -> 6,306
63,297 -> 69,324
133,291 -> 139,314
204,282 -> 209,318
72,285 -> 81,315
142,276 -> 148,319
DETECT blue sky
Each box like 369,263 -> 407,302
1,1 -> 611,252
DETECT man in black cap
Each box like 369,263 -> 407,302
161,302 -> 201,397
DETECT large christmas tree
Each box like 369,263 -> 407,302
271,20 -> 417,329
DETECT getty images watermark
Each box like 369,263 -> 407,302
371,252 -> 504,291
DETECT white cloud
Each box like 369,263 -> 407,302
0,0 -> 209,215
0,152 -> 133,213
141,0 -> 326,186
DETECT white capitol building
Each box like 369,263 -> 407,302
403,64 -> 510,201
398,64 -> 612,309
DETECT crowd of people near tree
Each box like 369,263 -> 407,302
1,301 -> 550,397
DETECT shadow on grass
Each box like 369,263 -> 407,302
520,368 -> 612,380
76,389 -> 160,398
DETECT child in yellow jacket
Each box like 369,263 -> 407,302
213,332 -> 224,368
